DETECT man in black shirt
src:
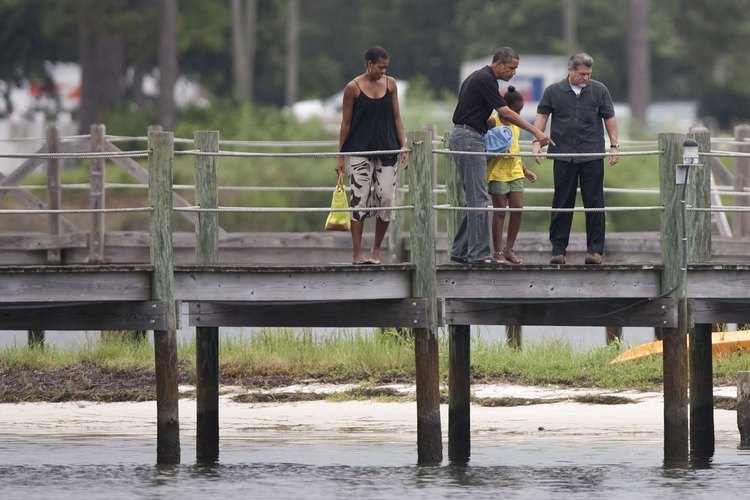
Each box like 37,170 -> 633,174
449,47 -> 551,264
532,52 -> 619,265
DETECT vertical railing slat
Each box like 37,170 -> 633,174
89,124 -> 105,262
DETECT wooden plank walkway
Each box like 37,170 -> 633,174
1,262 -> 749,330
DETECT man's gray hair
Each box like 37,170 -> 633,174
492,47 -> 520,64
569,52 -> 594,70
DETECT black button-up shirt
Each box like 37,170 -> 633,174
452,66 -> 507,134
537,77 -> 615,163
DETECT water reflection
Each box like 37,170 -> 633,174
1,437 -> 749,499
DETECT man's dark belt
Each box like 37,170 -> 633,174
453,123 -> 482,134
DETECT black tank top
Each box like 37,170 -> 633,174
341,84 -> 400,165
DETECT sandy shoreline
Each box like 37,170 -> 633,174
1,384 -> 741,447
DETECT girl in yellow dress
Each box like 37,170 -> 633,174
486,86 -> 537,263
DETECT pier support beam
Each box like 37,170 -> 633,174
690,322 -> 715,458
737,371 -> 750,448
448,324 -> 471,463
409,131 -> 442,464
443,128 -> 471,464
661,305 -> 689,462
194,131 -> 221,463
414,327 -> 442,464
149,130 -> 180,464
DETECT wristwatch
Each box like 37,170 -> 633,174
610,144 -> 620,148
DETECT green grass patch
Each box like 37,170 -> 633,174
3,329 -> 750,393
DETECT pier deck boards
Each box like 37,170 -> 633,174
0,262 -> 748,330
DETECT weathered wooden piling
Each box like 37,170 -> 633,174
687,131 -> 714,459
690,323 -> 715,457
659,132 -> 690,461
605,326 -> 621,345
737,371 -> 750,448
443,133 -> 471,463
659,131 -> 711,461
409,130 -> 443,464
194,131 -> 220,463
448,324 -> 471,463
506,325 -> 522,349
27,330 -> 45,347
148,130 -> 180,464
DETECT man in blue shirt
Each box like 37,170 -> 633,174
532,52 -> 620,265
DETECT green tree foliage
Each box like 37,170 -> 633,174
0,0 -> 67,81
3,0 -> 750,129
666,0 -> 750,128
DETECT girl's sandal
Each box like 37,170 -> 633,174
502,248 -> 523,264
492,251 -> 509,264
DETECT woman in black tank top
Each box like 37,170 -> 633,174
336,46 -> 408,265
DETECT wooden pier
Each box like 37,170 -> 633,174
1,127 -> 749,465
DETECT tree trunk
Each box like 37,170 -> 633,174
285,0 -> 300,108
158,0 -> 178,131
231,0 -> 258,102
564,0 -> 577,54
627,0 -> 651,130
77,2 -> 126,134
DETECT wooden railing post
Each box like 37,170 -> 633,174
148,130 -> 180,464
408,130 -> 442,465
444,133 -> 464,251
733,124 -> 750,237
46,125 -> 61,264
89,124 -> 106,262
194,130 -> 220,463
387,151 -> 407,264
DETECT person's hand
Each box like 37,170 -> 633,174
524,166 -> 537,183
400,151 -> 409,169
532,133 -> 553,165
531,141 -> 544,165
335,158 -> 345,177
534,132 -> 554,147
609,146 -> 620,166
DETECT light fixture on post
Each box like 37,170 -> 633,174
676,138 -> 700,184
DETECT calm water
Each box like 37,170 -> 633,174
1,436 -> 749,499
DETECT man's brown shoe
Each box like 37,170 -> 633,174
585,252 -> 602,265
549,254 -> 566,265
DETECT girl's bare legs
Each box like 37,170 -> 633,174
503,191 -> 524,263
490,193 -> 508,259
